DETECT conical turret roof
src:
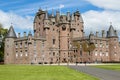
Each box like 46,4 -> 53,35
6,25 -> 17,38
107,24 -> 117,38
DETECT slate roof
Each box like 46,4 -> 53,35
6,25 -> 17,38
107,24 -> 118,38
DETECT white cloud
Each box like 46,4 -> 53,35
82,10 -> 120,36
86,0 -> 120,10
59,4 -> 65,9
0,10 -> 33,30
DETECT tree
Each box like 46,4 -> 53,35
0,23 -> 8,62
73,40 -> 95,52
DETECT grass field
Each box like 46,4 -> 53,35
0,65 -> 98,80
94,64 -> 120,71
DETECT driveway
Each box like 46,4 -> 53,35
69,65 -> 120,80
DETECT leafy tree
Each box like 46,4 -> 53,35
0,23 -> 8,62
73,40 -> 95,52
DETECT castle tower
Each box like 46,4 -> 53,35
4,25 -> 17,64
71,10 -> 84,38
107,24 -> 120,61
33,9 -> 46,38
58,14 -> 70,63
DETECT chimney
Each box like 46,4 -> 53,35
24,32 -> 26,37
96,31 -> 99,37
114,30 -> 118,36
18,33 -> 20,38
102,30 -> 105,38
67,11 -> 70,21
51,9 -> 54,17
56,10 -> 60,22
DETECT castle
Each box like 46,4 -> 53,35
4,9 -> 120,64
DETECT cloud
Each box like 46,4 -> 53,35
59,4 -> 65,9
82,10 -> 120,36
0,10 -> 33,30
86,0 -> 120,11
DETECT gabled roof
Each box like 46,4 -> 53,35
107,24 -> 118,38
6,25 -> 17,38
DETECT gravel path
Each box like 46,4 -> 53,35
69,65 -> 120,80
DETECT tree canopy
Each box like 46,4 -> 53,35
0,23 -> 8,62
73,40 -> 96,52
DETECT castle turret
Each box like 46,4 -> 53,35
4,25 -> 17,64
107,24 -> 119,61
107,24 -> 118,38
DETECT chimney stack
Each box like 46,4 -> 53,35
67,11 -> 70,21
18,33 -> 20,38
96,31 -> 99,37
24,32 -> 26,37
102,30 -> 105,38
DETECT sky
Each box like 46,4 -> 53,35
0,0 -> 120,37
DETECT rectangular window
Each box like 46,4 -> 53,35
53,52 -> 55,56
25,42 -> 27,47
15,43 -> 18,48
20,42 -> 22,48
53,39 -> 55,44
25,50 -> 28,56
34,41 -> 36,46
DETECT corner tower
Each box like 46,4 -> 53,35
107,24 -> 120,61
4,25 -> 17,64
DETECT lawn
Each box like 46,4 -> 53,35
94,64 -> 120,71
0,65 -> 98,80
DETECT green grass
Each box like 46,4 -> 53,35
94,64 -> 120,71
0,65 -> 99,80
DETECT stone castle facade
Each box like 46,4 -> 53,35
4,9 -> 120,64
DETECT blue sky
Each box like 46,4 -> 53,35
0,0 -> 120,37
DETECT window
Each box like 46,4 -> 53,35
106,45 -> 109,48
25,50 -> 28,56
16,43 -> 18,48
42,41 -> 44,48
25,42 -> 27,47
20,42 -> 22,48
95,43 -> 98,47
53,39 -> 55,45
16,52 -> 18,58
53,52 -> 55,56
95,51 -> 98,56
106,52 -> 108,56
100,44 -> 102,48
100,52 -> 102,56
34,41 -> 36,46
114,53 -> 117,56
80,51 -> 82,56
